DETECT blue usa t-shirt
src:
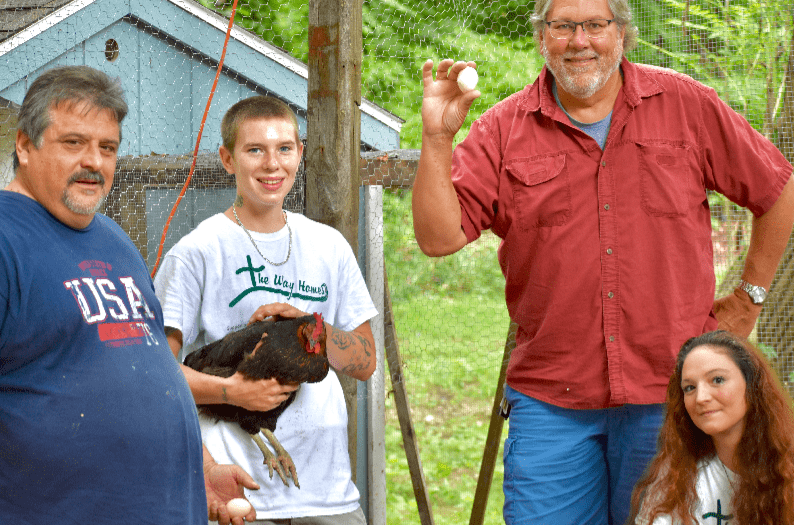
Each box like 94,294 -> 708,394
0,191 -> 206,524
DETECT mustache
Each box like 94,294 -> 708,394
563,51 -> 599,60
67,170 -> 106,186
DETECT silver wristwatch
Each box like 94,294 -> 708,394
737,279 -> 767,305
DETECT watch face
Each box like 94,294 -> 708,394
749,287 -> 766,304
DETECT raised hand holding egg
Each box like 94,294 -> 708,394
457,66 -> 479,93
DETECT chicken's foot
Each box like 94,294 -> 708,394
262,429 -> 300,489
251,430 -> 300,488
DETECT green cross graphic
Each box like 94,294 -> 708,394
702,500 -> 732,524
229,255 -> 329,307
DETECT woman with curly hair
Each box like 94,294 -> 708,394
629,330 -> 794,524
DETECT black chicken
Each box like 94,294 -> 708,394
183,313 -> 328,488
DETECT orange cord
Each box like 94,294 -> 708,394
150,0 -> 240,278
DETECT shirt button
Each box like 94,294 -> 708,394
608,292 -> 614,298
604,204 -> 610,211
606,248 -> 613,255
601,160 -> 606,167
609,335 -> 615,342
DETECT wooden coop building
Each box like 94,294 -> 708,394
0,0 -> 402,267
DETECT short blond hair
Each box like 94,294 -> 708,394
220,96 -> 300,153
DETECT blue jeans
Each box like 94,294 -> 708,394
502,385 -> 663,525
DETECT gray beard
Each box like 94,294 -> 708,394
63,191 -> 107,215
542,41 -> 623,100
62,170 -> 108,215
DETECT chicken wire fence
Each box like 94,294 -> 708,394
1,0 -> 794,523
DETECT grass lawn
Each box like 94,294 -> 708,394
383,189 -> 511,524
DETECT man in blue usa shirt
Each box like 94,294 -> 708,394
0,65 -> 257,524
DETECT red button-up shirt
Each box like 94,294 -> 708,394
452,59 -> 791,409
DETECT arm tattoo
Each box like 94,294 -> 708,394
357,333 -> 373,358
331,329 -> 356,351
330,330 -> 372,357
331,327 -> 374,374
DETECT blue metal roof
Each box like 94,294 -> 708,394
0,0 -> 402,155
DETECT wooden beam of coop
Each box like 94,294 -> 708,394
306,0 -> 364,483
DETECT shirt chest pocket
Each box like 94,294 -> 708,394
506,154 -> 571,230
638,142 -> 702,217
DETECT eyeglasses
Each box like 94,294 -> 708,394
545,19 -> 615,40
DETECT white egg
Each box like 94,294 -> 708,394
457,67 -> 479,92
227,498 -> 253,518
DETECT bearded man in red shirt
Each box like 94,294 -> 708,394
412,0 -> 794,523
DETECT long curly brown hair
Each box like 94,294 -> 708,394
628,330 -> 794,525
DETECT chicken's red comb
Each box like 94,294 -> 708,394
310,312 -> 324,354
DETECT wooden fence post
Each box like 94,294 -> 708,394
307,0 -> 364,477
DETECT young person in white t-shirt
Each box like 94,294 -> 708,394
154,96 -> 377,525
630,330 -> 794,524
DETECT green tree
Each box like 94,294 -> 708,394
662,0 -> 794,385
200,0 -> 544,148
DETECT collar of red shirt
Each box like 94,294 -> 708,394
517,58 -> 665,117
